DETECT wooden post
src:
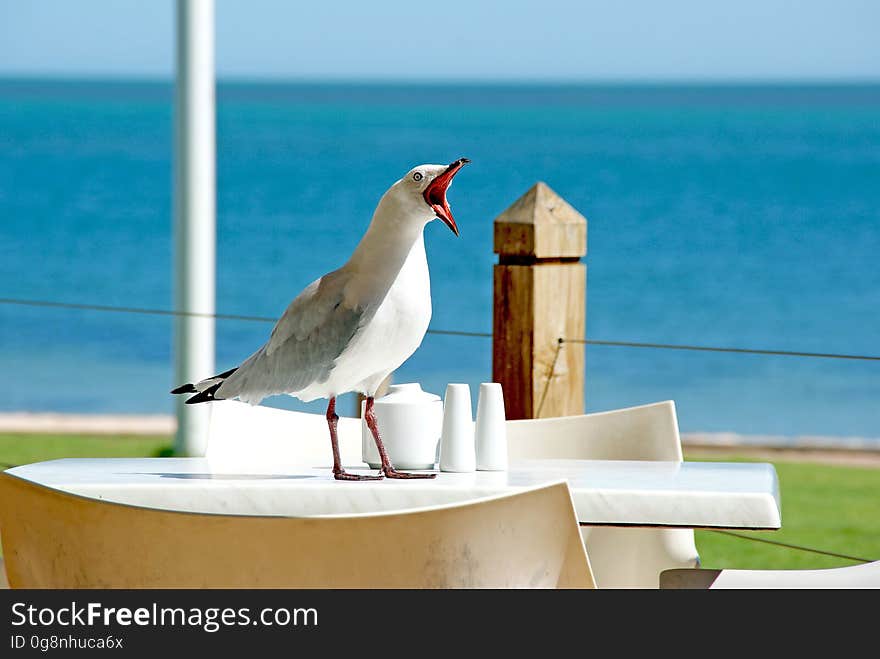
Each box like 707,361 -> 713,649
492,182 -> 587,419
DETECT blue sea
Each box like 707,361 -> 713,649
0,79 -> 878,438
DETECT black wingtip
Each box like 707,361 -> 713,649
171,383 -> 198,395
185,382 -> 224,405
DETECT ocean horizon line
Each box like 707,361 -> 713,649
1,74 -> 879,89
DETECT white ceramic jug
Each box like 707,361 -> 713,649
361,383 -> 443,470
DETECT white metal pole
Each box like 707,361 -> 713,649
174,0 -> 216,456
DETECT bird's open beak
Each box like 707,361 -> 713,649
423,157 -> 470,236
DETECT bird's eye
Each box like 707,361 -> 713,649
413,172 -> 423,182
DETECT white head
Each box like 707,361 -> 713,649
387,158 -> 470,235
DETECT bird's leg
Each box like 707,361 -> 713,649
364,397 -> 436,479
326,397 -> 383,481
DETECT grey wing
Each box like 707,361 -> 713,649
216,270 -> 367,404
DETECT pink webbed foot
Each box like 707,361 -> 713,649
382,468 -> 437,479
333,469 -> 384,481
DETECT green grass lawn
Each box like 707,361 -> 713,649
1,434 -> 877,572
0,433 -> 173,467
688,455 -> 880,571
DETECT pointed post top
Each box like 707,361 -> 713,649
493,182 -> 587,259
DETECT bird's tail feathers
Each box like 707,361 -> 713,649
184,381 -> 224,405
170,367 -> 238,404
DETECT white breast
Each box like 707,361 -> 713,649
298,233 -> 432,400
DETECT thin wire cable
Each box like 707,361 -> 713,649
562,337 -> 880,362
536,338 -> 564,417
708,529 -> 874,563
0,297 -> 277,323
0,297 -> 489,337
2,296 -> 879,361
423,328 -> 492,338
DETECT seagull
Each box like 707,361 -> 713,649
172,158 -> 470,480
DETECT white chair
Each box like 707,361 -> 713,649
661,562 -> 880,589
206,400 -> 362,469
507,400 -> 700,588
0,473 -> 594,589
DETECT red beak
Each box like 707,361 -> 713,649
423,157 -> 469,236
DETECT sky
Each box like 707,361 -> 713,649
0,0 -> 878,81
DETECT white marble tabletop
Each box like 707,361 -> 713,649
5,457 -> 781,529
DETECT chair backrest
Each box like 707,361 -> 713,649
0,473 -> 594,589
208,399 -> 682,468
507,400 -> 683,462
206,400 -> 362,469
661,562 -> 880,589
506,400 -> 697,589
